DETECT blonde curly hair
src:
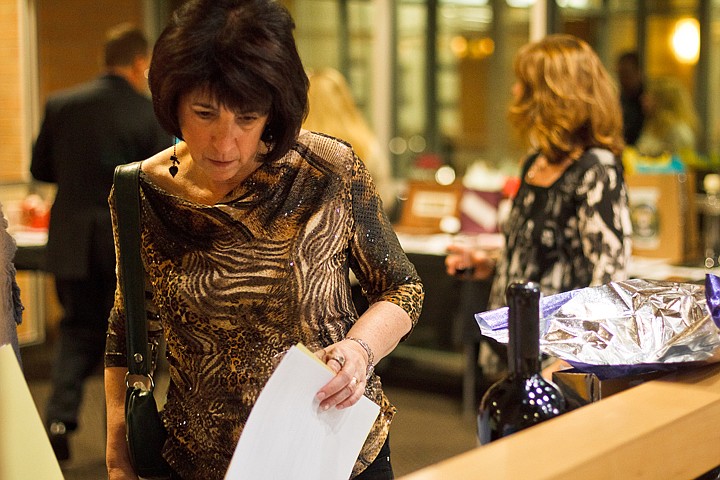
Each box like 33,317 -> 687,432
508,34 -> 624,163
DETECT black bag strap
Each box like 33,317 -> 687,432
113,161 -> 150,378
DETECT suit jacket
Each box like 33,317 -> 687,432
31,74 -> 172,279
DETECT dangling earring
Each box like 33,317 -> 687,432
169,137 -> 179,178
262,127 -> 273,153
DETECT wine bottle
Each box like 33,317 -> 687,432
477,282 -> 566,444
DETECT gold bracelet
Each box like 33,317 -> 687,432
346,336 -> 375,379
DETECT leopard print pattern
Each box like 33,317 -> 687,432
106,131 -> 424,479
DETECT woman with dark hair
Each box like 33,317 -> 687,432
104,1 -> 423,479
446,34 -> 632,309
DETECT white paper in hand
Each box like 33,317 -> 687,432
224,343 -> 381,480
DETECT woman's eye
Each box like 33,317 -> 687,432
195,110 -> 214,119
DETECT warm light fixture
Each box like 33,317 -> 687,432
671,18 -> 700,65
435,166 -> 456,186
450,36 -> 468,59
450,36 -> 494,59
506,0 -> 535,7
556,0 -> 589,7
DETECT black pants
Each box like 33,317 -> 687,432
45,248 -> 115,430
168,436 -> 394,479
354,436 -> 393,479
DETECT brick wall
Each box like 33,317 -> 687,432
0,0 -> 25,182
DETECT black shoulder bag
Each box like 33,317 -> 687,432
114,162 -> 172,479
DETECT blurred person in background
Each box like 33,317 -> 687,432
446,34 -> 632,311
0,201 -> 22,362
303,67 -> 397,215
616,51 -> 645,146
635,75 -> 699,157
30,23 -> 171,461
446,34 -> 632,379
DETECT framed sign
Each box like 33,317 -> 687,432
396,181 -> 463,234
626,172 -> 699,263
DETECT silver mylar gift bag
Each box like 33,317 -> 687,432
477,276 -> 720,408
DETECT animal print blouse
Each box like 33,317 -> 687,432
105,132 -> 424,479
488,148 -> 632,309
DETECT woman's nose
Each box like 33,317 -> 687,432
211,120 -> 239,154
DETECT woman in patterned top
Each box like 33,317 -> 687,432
103,1 -> 423,479
446,34 -> 632,310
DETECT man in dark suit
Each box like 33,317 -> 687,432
30,23 -> 171,461
616,51 -> 645,146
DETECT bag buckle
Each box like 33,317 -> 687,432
125,371 -> 155,392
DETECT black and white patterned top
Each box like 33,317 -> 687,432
488,148 -> 633,309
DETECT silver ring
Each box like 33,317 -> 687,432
349,376 -> 358,389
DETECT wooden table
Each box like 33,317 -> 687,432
400,363 -> 720,479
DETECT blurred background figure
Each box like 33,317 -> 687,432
446,34 -> 633,379
616,51 -> 645,146
635,76 -> 699,157
0,201 -> 22,362
304,67 -> 397,214
446,33 -> 632,308
29,23 -> 171,461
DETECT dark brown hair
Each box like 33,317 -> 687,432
148,0 -> 309,163
509,34 -> 624,162
104,23 -> 148,68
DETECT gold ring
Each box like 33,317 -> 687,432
329,355 -> 345,368
349,376 -> 358,388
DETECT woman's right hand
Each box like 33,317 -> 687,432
445,243 -> 496,280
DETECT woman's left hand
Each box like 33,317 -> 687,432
314,340 -> 369,410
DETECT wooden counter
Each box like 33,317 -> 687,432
400,363 -> 720,480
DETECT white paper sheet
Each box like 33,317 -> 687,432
224,343 -> 380,480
